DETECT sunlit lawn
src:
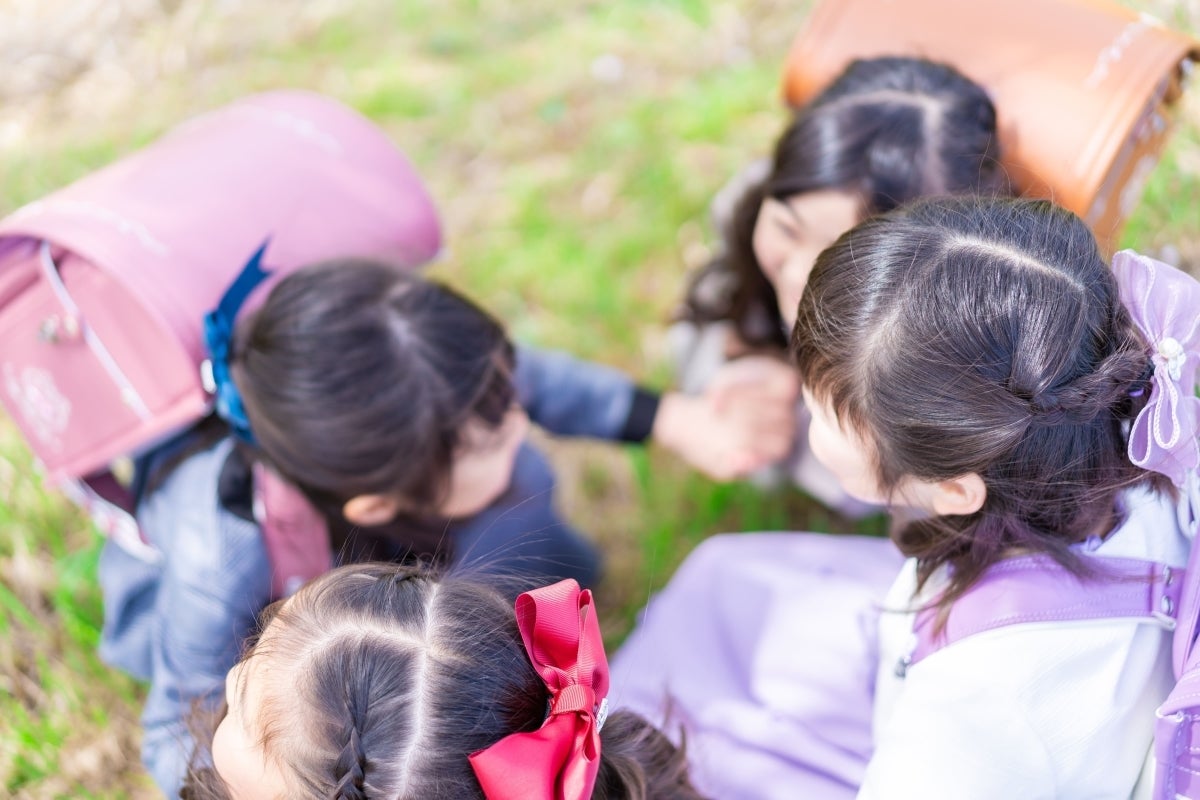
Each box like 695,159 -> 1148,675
1,1 -> 1197,796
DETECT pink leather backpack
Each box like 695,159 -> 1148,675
0,90 -> 442,595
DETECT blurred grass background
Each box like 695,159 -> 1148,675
1,0 -> 1198,796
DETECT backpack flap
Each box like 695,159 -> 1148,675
0,239 -> 201,481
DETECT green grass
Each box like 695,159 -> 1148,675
1,0 -> 1197,796
0,425 -> 148,798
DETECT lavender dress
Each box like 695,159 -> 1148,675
610,532 -> 903,799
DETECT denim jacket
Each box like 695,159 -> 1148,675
97,346 -> 656,796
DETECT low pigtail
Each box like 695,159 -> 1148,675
591,711 -> 708,800
1026,309 -> 1154,428
1027,351 -> 1152,426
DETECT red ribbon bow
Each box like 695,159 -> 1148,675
469,579 -> 611,800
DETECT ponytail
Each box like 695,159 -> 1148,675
593,711 -> 707,800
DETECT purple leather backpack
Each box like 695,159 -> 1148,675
902,548 -> 1195,797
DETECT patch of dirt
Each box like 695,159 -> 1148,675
0,0 -> 363,151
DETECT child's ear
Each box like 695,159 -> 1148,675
930,473 -> 987,516
342,494 -> 403,527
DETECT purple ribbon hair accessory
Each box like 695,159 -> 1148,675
1112,250 -> 1200,530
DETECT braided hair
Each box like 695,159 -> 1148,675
183,564 -> 706,800
329,702 -> 368,799
792,196 -> 1159,611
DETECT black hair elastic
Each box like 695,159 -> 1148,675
1128,361 -> 1156,398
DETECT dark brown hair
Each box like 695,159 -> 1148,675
683,56 -> 1007,349
182,563 -> 705,800
792,196 -> 1157,610
232,259 -> 517,557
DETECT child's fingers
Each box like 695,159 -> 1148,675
707,416 -> 792,471
727,412 -> 795,464
753,409 -> 796,438
708,420 -> 793,467
715,450 -> 750,480
746,432 -> 794,464
721,398 -> 795,436
710,388 -> 796,424
707,357 -> 799,410
693,452 -> 743,481
752,365 -> 801,401
722,449 -> 761,478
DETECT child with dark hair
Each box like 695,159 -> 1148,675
98,258 -> 793,796
615,196 -> 1200,797
180,563 -> 706,800
674,55 -> 1007,512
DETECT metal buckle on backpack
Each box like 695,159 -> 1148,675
200,358 -> 217,394
37,241 -> 151,419
1154,596 -> 1179,631
894,633 -> 919,678
1153,566 -> 1180,631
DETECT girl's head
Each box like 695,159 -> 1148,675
691,56 -> 1005,344
232,260 -> 528,529
189,563 -> 702,800
792,196 -> 1155,604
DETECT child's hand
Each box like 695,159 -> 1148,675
707,355 -> 801,412
655,356 -> 800,480
707,356 -> 801,472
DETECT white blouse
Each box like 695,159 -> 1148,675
858,486 -> 1190,799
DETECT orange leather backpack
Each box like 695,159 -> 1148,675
783,0 -> 1198,249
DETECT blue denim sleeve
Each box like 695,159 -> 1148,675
142,517 -> 269,796
514,346 -> 660,442
99,442 -> 272,797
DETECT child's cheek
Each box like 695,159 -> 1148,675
492,428 -> 526,501
807,417 -> 883,504
806,415 -> 840,476
752,221 -> 787,279
210,718 -> 239,791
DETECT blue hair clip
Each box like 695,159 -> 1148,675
201,240 -> 273,445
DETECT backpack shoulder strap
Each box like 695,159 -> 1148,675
1171,474 -> 1200,676
211,444 -> 332,599
252,463 -> 332,599
1150,526 -> 1200,799
900,555 -> 1184,676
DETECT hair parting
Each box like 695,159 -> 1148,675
683,55 -> 1008,349
791,196 -> 1161,612
183,563 -> 706,800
